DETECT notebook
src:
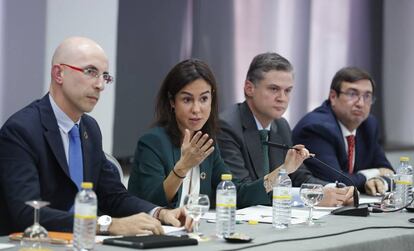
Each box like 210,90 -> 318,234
103,235 -> 198,249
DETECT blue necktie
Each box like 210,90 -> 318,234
69,124 -> 83,190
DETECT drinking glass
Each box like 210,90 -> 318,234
183,194 -> 210,236
381,173 -> 397,210
300,184 -> 324,225
20,200 -> 50,250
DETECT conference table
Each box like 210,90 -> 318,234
2,205 -> 414,251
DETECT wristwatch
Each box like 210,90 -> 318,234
97,215 -> 112,235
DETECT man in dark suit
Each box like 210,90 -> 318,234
292,67 -> 394,195
0,37 -> 187,236
218,52 -> 354,207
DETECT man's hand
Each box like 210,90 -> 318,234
109,213 -> 164,236
158,207 -> 192,231
283,144 -> 312,174
365,178 -> 385,195
319,186 -> 354,207
379,168 -> 394,176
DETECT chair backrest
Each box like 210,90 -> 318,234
104,152 -> 124,184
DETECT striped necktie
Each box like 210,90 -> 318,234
346,135 -> 355,174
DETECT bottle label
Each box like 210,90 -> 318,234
216,195 -> 236,208
273,187 -> 291,200
273,195 -> 292,200
74,205 -> 97,219
395,180 -> 413,185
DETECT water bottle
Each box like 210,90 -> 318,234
395,157 -> 413,209
73,182 -> 97,251
272,168 -> 292,229
216,174 -> 236,238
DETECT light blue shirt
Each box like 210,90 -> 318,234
49,94 -> 80,164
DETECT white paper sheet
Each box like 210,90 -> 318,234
0,243 -> 15,249
202,205 -> 331,224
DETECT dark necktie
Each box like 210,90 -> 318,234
346,135 -> 355,174
259,129 -> 270,175
69,124 -> 83,190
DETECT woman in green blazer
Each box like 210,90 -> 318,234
128,59 -> 309,208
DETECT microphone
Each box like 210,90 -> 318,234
264,141 -> 369,216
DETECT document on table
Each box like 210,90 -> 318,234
95,226 -> 186,243
202,205 -> 331,224
0,243 -> 15,249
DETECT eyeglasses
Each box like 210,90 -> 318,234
59,63 -> 114,84
338,90 -> 376,104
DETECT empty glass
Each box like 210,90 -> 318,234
381,173 -> 397,210
300,184 -> 324,225
20,200 -> 50,250
183,194 -> 210,237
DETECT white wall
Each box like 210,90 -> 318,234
383,0 -> 414,147
44,0 -> 119,153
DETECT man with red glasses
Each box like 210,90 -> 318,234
292,67 -> 394,195
0,37 -> 188,235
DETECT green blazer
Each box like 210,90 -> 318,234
128,127 -> 269,208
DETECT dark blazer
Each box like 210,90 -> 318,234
0,95 -> 156,235
292,100 -> 393,191
217,102 -> 328,206
128,126 -> 269,209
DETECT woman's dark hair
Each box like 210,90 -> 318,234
154,59 -> 219,147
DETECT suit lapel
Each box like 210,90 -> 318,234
329,103 -> 350,172
199,159 -> 209,195
240,102 -> 264,179
268,122 -> 285,172
79,121 -> 97,185
172,146 -> 183,205
354,131 -> 363,172
39,95 -> 71,178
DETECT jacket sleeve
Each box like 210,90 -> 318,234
0,121 -> 74,233
128,133 -> 175,208
217,119 -> 255,183
293,121 -> 367,191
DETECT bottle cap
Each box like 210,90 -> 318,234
400,156 -> 410,162
221,174 -> 232,181
81,182 -> 93,189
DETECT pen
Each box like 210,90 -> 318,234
263,141 -> 315,157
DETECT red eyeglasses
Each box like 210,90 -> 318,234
60,63 -> 114,84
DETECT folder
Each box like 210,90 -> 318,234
103,235 -> 198,249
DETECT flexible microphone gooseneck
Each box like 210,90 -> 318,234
264,141 -> 368,216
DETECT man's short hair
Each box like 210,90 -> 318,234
246,52 -> 293,85
330,66 -> 375,94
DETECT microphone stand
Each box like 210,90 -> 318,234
264,141 -> 369,216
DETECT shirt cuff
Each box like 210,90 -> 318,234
149,207 -> 161,218
358,168 -> 380,180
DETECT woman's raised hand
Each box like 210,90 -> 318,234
178,129 -> 215,173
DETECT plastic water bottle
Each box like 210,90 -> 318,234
216,174 -> 236,238
272,168 -> 292,229
73,182 -> 97,251
395,157 -> 413,209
